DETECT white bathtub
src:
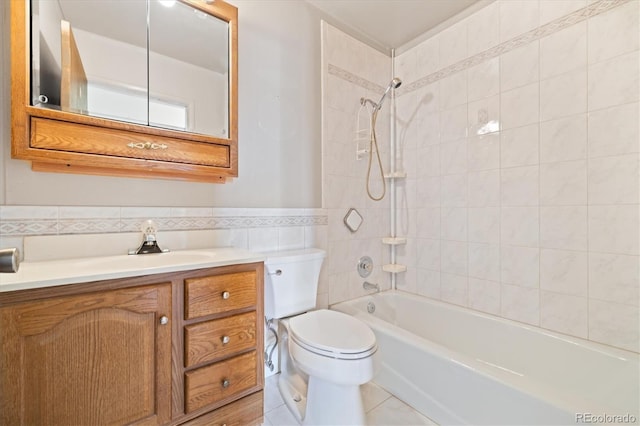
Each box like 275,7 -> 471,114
332,291 -> 639,425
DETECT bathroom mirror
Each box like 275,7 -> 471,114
344,208 -> 363,233
29,0 -> 232,139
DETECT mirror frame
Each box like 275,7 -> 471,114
10,0 -> 238,182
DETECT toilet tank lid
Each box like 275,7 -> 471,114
263,248 -> 326,265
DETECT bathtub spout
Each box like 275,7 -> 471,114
363,281 -> 380,292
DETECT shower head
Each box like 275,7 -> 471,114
389,77 -> 402,89
375,77 -> 402,111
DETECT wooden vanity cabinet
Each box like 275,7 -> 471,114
0,262 -> 264,426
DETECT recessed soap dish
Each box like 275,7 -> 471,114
343,208 -> 363,233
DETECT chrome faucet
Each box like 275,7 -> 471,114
363,281 -> 380,292
129,220 -> 168,255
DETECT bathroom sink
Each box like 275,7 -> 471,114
73,250 -> 220,271
0,247 -> 265,293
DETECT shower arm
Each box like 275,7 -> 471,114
360,97 -> 379,110
360,78 -> 402,113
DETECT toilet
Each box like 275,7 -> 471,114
264,248 -> 377,426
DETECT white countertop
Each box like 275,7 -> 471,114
0,247 -> 265,293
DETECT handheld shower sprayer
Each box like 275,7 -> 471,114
375,77 -> 402,111
360,77 -> 402,112
359,77 -> 402,201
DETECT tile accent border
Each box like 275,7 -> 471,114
0,207 -> 328,237
328,64 -> 385,92
328,0 -> 630,96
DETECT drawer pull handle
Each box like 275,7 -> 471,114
221,379 -> 230,388
221,291 -> 230,300
221,335 -> 230,345
127,141 -> 168,150
159,315 -> 169,325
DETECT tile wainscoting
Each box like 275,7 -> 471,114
0,205 -> 330,307
0,206 -> 328,307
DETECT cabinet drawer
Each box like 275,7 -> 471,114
184,351 -> 257,413
182,391 -> 263,426
31,117 -> 230,168
185,271 -> 256,320
185,311 -> 257,367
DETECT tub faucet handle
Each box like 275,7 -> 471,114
358,256 -> 374,278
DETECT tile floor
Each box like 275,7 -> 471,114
262,374 -> 437,425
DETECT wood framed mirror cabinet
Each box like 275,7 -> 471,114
10,0 -> 238,183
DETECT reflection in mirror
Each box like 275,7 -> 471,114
149,0 -> 229,136
31,0 -> 148,124
30,0 -> 230,137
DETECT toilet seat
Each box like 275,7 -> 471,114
288,309 -> 377,360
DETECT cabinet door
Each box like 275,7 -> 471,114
0,283 -> 172,425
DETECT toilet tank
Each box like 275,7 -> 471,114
264,248 -> 326,319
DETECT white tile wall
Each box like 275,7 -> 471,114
501,83 -> 540,130
540,69 -> 587,121
587,51 -> 639,111
322,23 -> 393,305
539,248 -> 588,296
468,277 -> 501,315
468,133 -> 500,171
540,291 -> 588,338
539,0 -> 586,25
540,160 -> 587,205
501,124 -> 539,168
540,206 -> 588,251
588,252 -> 639,305
500,245 -> 540,288
321,0 -> 638,352
391,0 -> 639,352
539,22 -> 587,80
587,1 -> 639,63
499,0 -> 540,42
439,22 -> 468,68
500,42 -> 540,92
588,102 -> 639,158
441,272 -> 468,306
589,205 -> 639,255
467,2 -> 500,57
501,283 -> 540,326
539,114 -> 588,163
467,59 -> 499,102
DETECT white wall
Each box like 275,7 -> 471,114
0,0 -> 322,208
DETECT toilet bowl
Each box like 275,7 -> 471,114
263,249 -> 377,426
289,309 -> 376,384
